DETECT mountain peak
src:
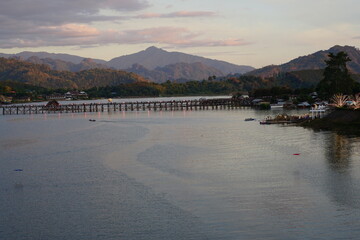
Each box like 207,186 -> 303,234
144,46 -> 167,53
108,46 -> 254,74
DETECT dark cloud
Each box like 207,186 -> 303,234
0,0 -> 151,48
0,0 -> 250,50
0,0 -> 149,24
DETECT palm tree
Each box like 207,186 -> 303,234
330,94 -> 348,108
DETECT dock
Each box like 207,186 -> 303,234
1,98 -> 250,115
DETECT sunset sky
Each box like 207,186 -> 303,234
0,0 -> 359,68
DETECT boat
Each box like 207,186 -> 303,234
270,102 -> 285,109
244,118 -> 256,121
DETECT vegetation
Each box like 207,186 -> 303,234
317,52 -> 356,98
2,50 -> 360,103
301,108 -> 360,135
330,94 -> 349,108
0,57 -> 146,90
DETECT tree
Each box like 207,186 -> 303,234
317,51 -> 355,98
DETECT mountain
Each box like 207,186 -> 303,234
1,47 -> 255,81
125,64 -> 168,83
26,56 -> 108,72
2,51 -> 106,64
248,45 -> 360,78
0,57 -> 146,89
108,46 -> 254,74
126,62 -> 224,83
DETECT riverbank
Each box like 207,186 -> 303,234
301,109 -> 360,134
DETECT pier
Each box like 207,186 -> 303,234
1,98 -> 250,115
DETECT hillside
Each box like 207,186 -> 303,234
0,58 -> 146,89
0,51 -> 106,64
1,47 -> 254,81
248,45 -> 360,78
108,46 -> 254,74
125,62 -> 224,83
26,56 -> 109,72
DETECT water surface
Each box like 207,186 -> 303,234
1,104 -> 360,240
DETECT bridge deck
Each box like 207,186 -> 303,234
1,98 -> 250,115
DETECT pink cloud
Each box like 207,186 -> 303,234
0,24 -> 250,49
42,24 -> 100,38
136,11 -> 216,19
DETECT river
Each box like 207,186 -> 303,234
1,98 -> 360,240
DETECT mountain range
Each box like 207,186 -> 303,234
0,47 -> 254,82
1,45 -> 360,91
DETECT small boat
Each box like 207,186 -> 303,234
270,103 -> 284,109
244,118 -> 256,121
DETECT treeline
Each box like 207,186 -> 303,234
85,76 -> 273,98
1,75 -> 272,100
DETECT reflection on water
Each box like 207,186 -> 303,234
324,133 -> 360,209
1,107 -> 360,240
325,133 -> 353,170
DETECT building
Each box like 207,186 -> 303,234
64,91 -> 88,100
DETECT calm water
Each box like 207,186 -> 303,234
1,100 -> 360,240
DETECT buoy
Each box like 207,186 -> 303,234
293,153 -> 300,156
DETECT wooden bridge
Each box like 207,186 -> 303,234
1,98 -> 250,115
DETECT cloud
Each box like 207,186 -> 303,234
0,0 -> 248,50
0,24 -> 250,49
136,11 -> 217,19
119,27 -> 250,48
0,0 -> 149,24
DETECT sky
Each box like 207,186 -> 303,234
0,0 -> 359,68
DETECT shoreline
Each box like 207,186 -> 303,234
300,109 -> 360,135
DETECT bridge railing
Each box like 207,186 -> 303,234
1,98 -> 250,115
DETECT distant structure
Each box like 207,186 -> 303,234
47,91 -> 88,100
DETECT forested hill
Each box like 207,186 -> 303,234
0,57 -> 147,89
248,45 -> 360,78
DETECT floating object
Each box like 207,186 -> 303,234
89,119 -> 96,122
293,154 -> 300,155
108,98 -> 113,103
244,118 -> 256,121
14,169 -> 23,171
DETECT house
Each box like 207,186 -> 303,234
45,100 -> 60,110
65,91 -> 88,100
252,99 -> 264,105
